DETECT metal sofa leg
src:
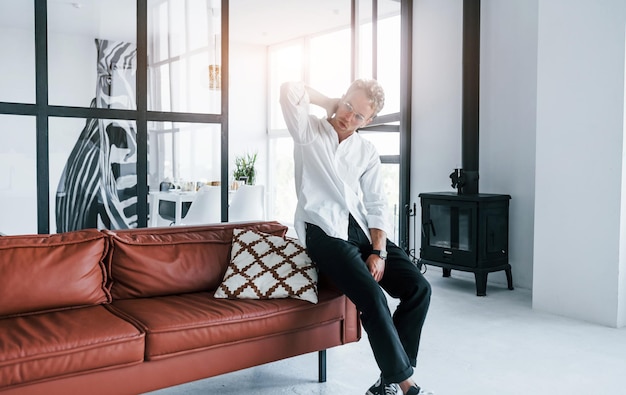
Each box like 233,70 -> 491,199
318,349 -> 327,382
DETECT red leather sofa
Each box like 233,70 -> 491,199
0,221 -> 360,395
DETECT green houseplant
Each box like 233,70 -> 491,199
233,152 -> 257,185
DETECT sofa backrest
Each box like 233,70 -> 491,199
104,221 -> 288,299
0,229 -> 110,317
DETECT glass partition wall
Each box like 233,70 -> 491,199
0,0 -> 226,234
147,0 -> 224,225
0,1 -> 36,235
0,115 -> 37,235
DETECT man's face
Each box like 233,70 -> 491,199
333,89 -> 375,134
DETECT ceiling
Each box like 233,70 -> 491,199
230,0 -> 401,46
229,0 -> 353,46
1,0 -> 400,47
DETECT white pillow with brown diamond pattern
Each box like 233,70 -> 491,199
214,228 -> 318,303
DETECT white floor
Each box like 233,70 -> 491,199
146,268 -> 626,395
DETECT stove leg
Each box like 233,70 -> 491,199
474,272 -> 487,296
443,268 -> 452,277
505,266 -> 514,290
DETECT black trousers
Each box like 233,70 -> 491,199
305,216 -> 431,384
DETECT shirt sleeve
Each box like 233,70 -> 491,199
360,147 -> 391,235
279,81 -> 317,144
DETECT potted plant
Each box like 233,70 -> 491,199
233,152 -> 257,185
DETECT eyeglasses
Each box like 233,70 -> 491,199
342,101 -> 367,124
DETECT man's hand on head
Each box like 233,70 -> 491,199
304,85 -> 339,119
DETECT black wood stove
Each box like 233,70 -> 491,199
417,0 -> 513,296
418,192 -> 512,296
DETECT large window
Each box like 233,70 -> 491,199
267,0 -> 404,244
267,30 -> 351,227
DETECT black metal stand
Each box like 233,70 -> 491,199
318,349 -> 327,382
423,260 -> 513,296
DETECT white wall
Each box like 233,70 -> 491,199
412,0 -> 463,199
0,27 -> 35,103
480,0 -> 538,289
533,0 -> 626,327
48,33 -> 96,107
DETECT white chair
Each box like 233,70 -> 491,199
178,185 -> 221,225
229,184 -> 265,222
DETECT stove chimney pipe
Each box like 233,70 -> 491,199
452,0 -> 480,195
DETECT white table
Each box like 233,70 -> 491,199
149,191 -> 197,226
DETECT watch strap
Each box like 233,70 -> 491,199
371,249 -> 387,260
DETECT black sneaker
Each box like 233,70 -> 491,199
406,385 -> 435,395
405,386 -> 421,395
366,376 -> 400,395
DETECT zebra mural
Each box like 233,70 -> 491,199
56,39 -> 138,232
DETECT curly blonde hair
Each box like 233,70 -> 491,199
345,79 -> 385,118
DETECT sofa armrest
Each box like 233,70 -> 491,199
342,296 -> 361,343
318,273 -> 361,343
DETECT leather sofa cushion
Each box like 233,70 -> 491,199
0,229 -> 110,317
0,305 -> 144,389
104,221 -> 288,299
110,288 -> 345,361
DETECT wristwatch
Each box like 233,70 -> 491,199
371,249 -> 388,260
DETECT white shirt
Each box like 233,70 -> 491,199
279,81 -> 390,245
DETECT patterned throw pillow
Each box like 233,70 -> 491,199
214,228 -> 318,303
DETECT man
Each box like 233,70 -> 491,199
280,80 -> 432,395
